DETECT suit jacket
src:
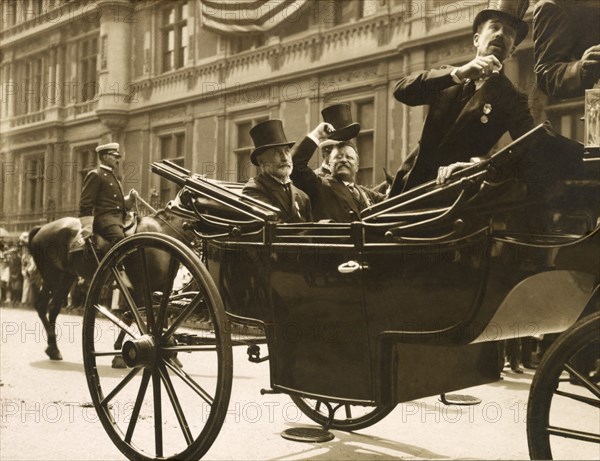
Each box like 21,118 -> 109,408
389,66 -> 535,195
533,0 -> 600,99
79,165 -> 126,227
291,137 -> 385,222
242,172 -> 312,223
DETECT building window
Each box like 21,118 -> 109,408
5,1 -> 17,27
80,36 -> 98,102
229,35 -> 265,54
17,57 -> 43,115
233,117 -> 267,182
161,1 -> 188,72
159,132 -> 186,206
23,155 -> 45,213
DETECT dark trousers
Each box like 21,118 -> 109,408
95,213 -> 125,247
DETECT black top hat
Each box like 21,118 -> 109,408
249,120 -> 295,166
321,104 -> 361,141
473,0 -> 529,46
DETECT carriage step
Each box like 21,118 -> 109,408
281,427 -> 334,443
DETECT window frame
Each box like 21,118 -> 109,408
158,131 -> 186,206
160,1 -> 189,73
232,115 -> 269,182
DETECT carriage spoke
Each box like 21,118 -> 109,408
92,350 -> 126,357
101,367 -> 142,406
162,294 -> 206,339
165,358 -> 214,405
160,345 -> 218,353
125,369 -> 151,444
137,247 -> 155,334
547,426 -> 600,444
94,305 -> 139,340
555,389 -> 600,408
564,363 -> 600,399
152,368 -> 163,457
156,257 -> 180,334
111,267 -> 148,336
158,364 -> 193,445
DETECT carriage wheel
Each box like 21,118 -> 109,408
82,233 -> 232,461
290,395 -> 395,431
527,312 -> 600,460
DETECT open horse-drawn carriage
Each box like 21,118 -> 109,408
80,122 -> 599,460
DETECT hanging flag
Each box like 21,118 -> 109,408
199,0 -> 309,34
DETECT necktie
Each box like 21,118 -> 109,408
347,183 -> 362,205
282,183 -> 291,195
462,79 -> 476,105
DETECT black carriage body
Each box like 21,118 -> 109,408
157,122 -> 600,406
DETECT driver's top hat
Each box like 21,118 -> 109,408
473,0 -> 529,46
321,104 -> 361,141
249,120 -> 295,166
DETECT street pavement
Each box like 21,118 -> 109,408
1,304 -> 596,460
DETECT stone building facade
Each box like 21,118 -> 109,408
0,0 -> 585,233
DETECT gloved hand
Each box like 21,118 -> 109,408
79,216 -> 93,239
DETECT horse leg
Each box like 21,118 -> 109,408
45,274 -> 75,361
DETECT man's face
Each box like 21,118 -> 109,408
330,145 -> 359,182
101,153 -> 119,169
258,145 -> 292,181
474,18 -> 517,62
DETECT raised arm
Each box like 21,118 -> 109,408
534,1 -> 600,99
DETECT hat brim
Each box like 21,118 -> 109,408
98,151 -> 122,158
473,10 -> 529,46
327,123 -> 361,142
250,141 -> 295,166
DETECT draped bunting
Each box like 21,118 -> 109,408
198,0 -> 309,34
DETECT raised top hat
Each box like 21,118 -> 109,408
96,142 -> 121,157
321,104 -> 361,141
473,0 -> 529,46
250,120 -> 295,166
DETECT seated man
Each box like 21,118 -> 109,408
389,0 -> 535,195
242,119 -> 312,223
291,124 -> 385,222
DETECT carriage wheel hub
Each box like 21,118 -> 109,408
122,335 -> 157,367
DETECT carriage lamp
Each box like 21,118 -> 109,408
584,88 -> 600,152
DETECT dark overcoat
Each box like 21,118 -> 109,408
291,137 -> 385,222
242,172 -> 312,223
534,0 -> 600,99
79,165 -> 126,229
389,67 -> 535,195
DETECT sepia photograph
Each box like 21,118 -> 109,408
1,1 -> 599,460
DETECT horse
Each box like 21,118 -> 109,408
27,206 -> 192,362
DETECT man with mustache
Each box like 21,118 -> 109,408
389,0 -> 535,196
242,119 -> 312,223
291,124 -> 385,222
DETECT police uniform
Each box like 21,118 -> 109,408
79,143 -> 127,244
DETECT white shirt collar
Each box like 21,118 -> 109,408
99,164 -> 113,172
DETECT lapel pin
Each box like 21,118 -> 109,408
483,103 -> 492,115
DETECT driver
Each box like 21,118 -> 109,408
388,0 -> 535,195
79,143 -> 138,246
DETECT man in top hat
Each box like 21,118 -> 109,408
533,0 -> 600,99
388,0 -> 535,196
314,104 -> 362,177
79,142 -> 138,245
242,120 -> 312,223
291,104 -> 385,222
